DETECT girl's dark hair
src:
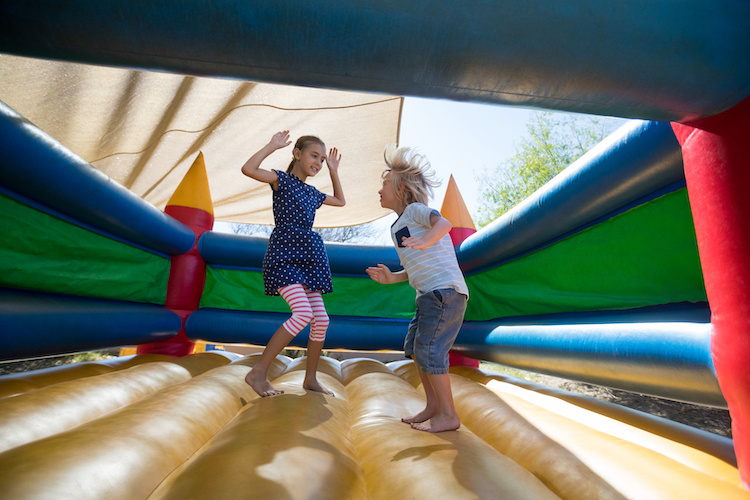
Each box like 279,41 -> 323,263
287,135 -> 326,173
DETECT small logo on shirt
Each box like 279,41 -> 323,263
395,226 -> 411,247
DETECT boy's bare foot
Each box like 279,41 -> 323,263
410,413 -> 460,433
245,369 -> 283,397
401,407 -> 437,424
303,378 -> 335,397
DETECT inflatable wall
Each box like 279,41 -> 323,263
1,0 -> 750,495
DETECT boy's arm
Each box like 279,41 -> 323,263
366,264 -> 408,284
401,213 -> 452,250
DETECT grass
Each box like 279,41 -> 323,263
479,361 -> 546,382
0,350 -> 119,375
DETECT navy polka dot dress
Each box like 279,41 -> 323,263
262,170 -> 333,296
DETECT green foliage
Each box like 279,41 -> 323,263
475,111 -> 624,227
0,350 -> 119,375
70,351 -> 115,363
479,362 -> 536,380
281,348 -> 302,359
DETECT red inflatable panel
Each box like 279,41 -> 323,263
138,205 -> 214,357
672,96 -> 750,489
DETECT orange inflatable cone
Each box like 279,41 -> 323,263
440,175 -> 479,368
138,152 -> 214,356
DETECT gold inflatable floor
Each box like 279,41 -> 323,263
0,352 -> 747,499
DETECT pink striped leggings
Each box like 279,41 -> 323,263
278,284 -> 330,342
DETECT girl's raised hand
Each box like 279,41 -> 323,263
326,147 -> 341,172
270,130 -> 292,150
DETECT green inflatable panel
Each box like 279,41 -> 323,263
465,188 -> 706,321
0,194 -> 169,304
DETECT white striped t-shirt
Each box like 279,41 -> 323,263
391,203 -> 469,297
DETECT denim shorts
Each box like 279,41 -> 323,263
404,288 -> 468,375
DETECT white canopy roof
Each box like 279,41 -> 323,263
0,54 -> 401,227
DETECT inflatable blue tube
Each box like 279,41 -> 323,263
0,288 -> 181,361
454,316 -> 723,407
198,233 -> 267,270
463,301 -> 711,327
0,101 -> 195,256
457,120 -> 685,273
187,301 -> 722,406
186,308 -> 409,350
199,231 -> 401,277
0,1 -> 748,121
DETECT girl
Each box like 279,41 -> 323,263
241,130 -> 345,397
366,145 -> 468,432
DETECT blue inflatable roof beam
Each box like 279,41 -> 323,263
457,120 -> 685,274
186,308 -> 409,351
0,101 -> 195,257
455,313 -> 724,408
0,1 -> 749,121
199,231 -> 402,277
0,288 -> 182,361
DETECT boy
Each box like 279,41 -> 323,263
366,146 -> 469,432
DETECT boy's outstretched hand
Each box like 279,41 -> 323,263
366,264 -> 391,284
364,264 -> 395,284
366,264 -> 408,284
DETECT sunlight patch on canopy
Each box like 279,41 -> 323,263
0,55 -> 401,227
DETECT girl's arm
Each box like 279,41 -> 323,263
323,147 -> 346,207
401,213 -> 452,250
366,264 -> 408,284
241,131 -> 292,187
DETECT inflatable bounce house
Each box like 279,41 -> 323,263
1,2 -> 749,498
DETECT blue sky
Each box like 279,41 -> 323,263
398,96 -> 535,219
352,96 -> 538,244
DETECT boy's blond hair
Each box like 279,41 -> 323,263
383,145 -> 440,206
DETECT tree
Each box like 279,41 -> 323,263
231,223 -> 273,237
314,224 -> 382,243
475,111 -> 624,227
231,221 -> 382,244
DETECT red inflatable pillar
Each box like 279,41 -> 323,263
138,152 -> 214,357
672,97 -> 750,488
441,175 -> 480,368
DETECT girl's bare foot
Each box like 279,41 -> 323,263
401,407 -> 437,424
245,369 -> 283,397
411,413 -> 460,433
303,378 -> 335,397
